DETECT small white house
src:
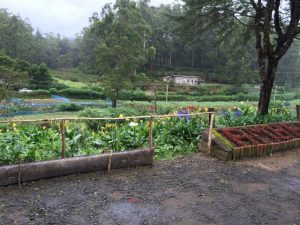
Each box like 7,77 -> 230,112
163,75 -> 204,86
18,88 -> 33,93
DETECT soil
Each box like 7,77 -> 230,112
0,150 -> 299,225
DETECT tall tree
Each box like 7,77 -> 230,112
95,0 -> 155,107
180,0 -> 300,115
0,55 -> 27,101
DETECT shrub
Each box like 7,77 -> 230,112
58,88 -> 105,99
156,94 -> 188,101
49,88 -> 58,94
197,94 -> 259,102
222,87 -> 248,95
20,89 -> 51,98
119,90 -> 151,101
57,103 -> 83,112
49,82 -> 68,90
79,107 -> 151,130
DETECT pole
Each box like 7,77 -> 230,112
297,105 -> 300,120
60,120 -> 66,158
207,113 -> 215,155
154,85 -> 157,114
148,117 -> 153,147
208,108 -> 215,128
166,83 -> 169,103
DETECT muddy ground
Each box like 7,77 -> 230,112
0,150 -> 299,225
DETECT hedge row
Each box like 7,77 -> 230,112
57,88 -> 105,99
17,88 -> 299,102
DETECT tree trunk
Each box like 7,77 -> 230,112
257,62 -> 278,115
112,99 -> 117,108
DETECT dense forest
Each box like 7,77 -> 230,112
1,1 -> 300,87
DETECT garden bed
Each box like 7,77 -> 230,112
0,147 -> 154,186
200,121 -> 300,160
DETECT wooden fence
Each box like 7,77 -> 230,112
0,112 -> 216,159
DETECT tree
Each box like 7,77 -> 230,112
29,64 -> 52,89
0,55 -> 27,101
95,0 -> 155,107
180,0 -> 300,115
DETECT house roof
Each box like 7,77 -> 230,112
163,75 -> 205,80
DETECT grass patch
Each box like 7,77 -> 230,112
53,77 -> 87,89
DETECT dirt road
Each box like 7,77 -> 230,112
0,150 -> 299,225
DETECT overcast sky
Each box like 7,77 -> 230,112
0,0 -> 181,38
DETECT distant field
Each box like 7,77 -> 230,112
50,68 -> 99,83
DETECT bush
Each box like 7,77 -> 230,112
58,88 -> 105,99
49,82 -> 68,90
49,88 -> 58,94
79,107 -> 151,130
20,89 -> 51,98
156,94 -> 188,101
222,87 -> 248,95
197,94 -> 259,102
57,103 -> 83,112
119,90 -> 152,101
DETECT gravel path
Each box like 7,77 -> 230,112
0,152 -> 299,225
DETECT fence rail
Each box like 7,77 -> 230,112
0,112 -> 214,124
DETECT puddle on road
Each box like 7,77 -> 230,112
102,202 -> 161,224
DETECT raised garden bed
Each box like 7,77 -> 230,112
200,122 -> 300,160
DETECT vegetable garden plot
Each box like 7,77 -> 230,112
200,122 -> 300,160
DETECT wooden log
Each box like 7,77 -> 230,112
0,148 -> 154,187
148,117 -> 153,148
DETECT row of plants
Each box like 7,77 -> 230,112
0,114 -> 208,165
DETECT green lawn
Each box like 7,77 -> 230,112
53,77 -> 88,89
50,68 -> 98,83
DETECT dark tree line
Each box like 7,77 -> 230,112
1,0 -> 300,113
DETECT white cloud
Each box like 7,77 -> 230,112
0,0 -> 180,37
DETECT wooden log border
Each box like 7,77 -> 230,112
0,148 -> 154,187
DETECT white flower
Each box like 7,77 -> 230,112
129,122 -> 138,127
240,101 -> 244,105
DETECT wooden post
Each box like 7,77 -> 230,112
148,117 -> 153,147
208,108 -> 215,128
154,85 -> 157,114
60,120 -> 66,158
297,105 -> 300,120
207,113 -> 215,155
166,83 -> 169,103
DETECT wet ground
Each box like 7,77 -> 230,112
0,150 -> 299,225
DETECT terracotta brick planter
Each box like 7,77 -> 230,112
200,122 -> 300,160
